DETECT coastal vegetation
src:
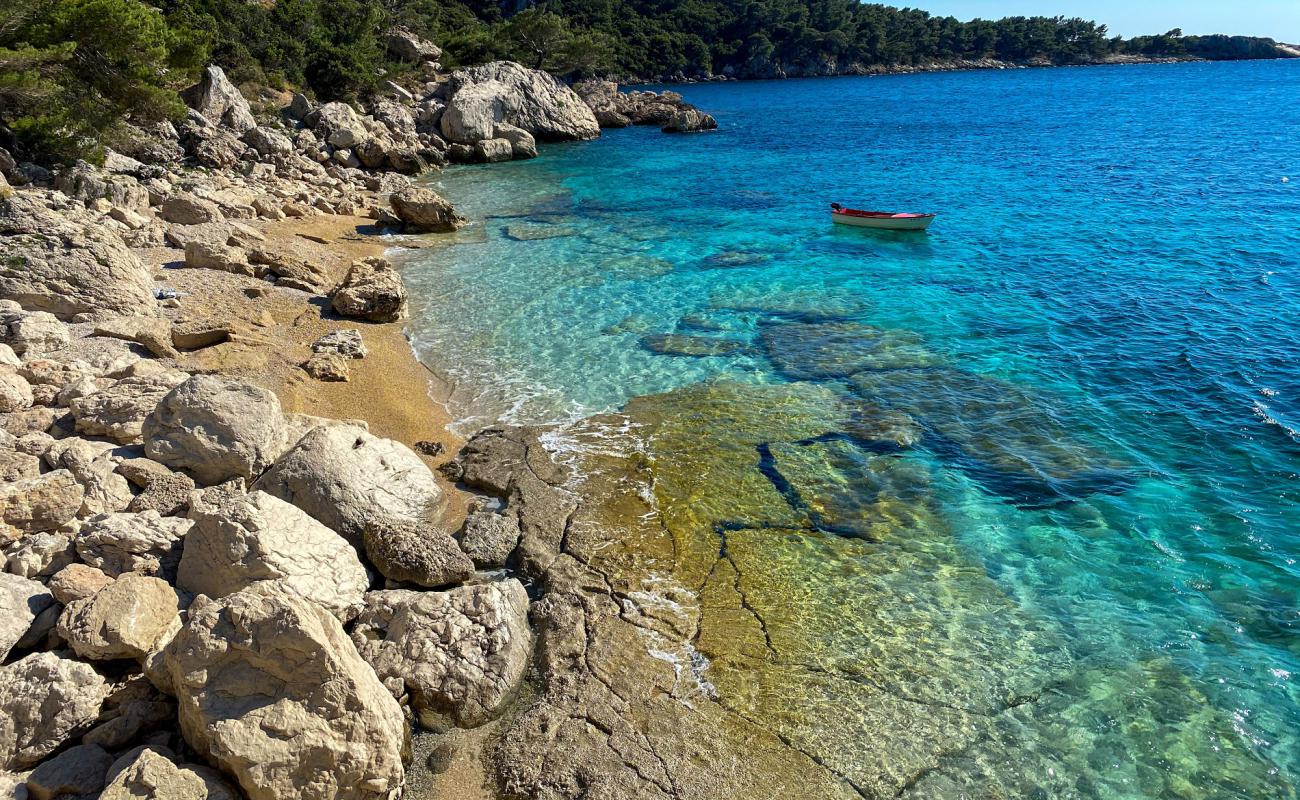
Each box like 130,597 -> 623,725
0,0 -> 1294,158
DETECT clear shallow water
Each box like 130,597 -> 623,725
402,60 -> 1300,797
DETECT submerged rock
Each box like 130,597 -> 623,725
640,333 -> 747,357
848,368 -> 1131,504
761,321 -> 938,379
350,581 -> 531,730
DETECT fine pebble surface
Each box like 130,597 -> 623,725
401,59 -> 1300,798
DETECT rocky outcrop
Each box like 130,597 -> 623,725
330,257 -> 411,321
457,510 -> 522,568
43,436 -> 133,516
0,194 -> 156,320
575,81 -> 717,132
178,490 -> 367,619
158,586 -> 407,800
57,573 -> 182,662
1,309 -> 70,357
350,581 -> 531,730
55,161 -> 150,212
0,652 -> 109,769
182,66 -> 256,134
362,518 -> 473,588
444,62 -> 599,143
255,424 -> 442,547
143,375 -> 288,484
388,187 -> 466,234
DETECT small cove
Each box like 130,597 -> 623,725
400,60 -> 1300,797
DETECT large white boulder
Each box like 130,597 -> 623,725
143,375 -> 288,484
255,424 -> 441,547
0,652 -> 110,769
350,581 -> 531,731
444,61 -> 599,142
0,194 -> 156,320
158,586 -> 407,800
177,490 -> 367,619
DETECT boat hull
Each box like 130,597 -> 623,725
831,212 -> 934,231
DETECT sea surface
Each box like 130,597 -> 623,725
400,60 -> 1300,798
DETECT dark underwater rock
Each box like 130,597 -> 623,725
640,334 -> 746,357
848,368 -> 1131,504
761,321 -> 939,380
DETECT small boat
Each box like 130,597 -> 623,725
830,203 -> 935,231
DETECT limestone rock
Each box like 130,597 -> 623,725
24,743 -> 113,800
178,490 -> 367,619
446,61 -> 599,142
330,258 -> 410,322
76,510 -> 193,578
0,373 -> 32,413
494,123 -> 537,159
457,510 -> 522,568
55,161 -> 150,212
83,677 -> 176,750
388,187 -> 466,234
0,449 -> 40,482
159,195 -> 222,225
663,107 -> 718,133
474,138 -> 513,163
302,354 -> 349,382
0,194 -> 155,320
69,372 -> 188,444
159,587 -> 406,800
118,458 -> 196,517
0,573 -> 54,661
93,316 -> 178,358
183,241 -> 254,276
350,581 -> 531,730
44,437 -> 133,516
58,573 -> 181,662
386,28 -> 442,63
3,530 -> 73,578
363,519 -> 473,588
99,747 -> 236,800
255,424 -> 441,547
311,329 -> 367,359
143,375 -> 287,484
1,311 -> 69,358
182,66 -> 255,134
243,126 -> 293,157
49,563 -> 114,605
313,102 -> 369,150
0,652 -> 109,770
0,470 -> 83,534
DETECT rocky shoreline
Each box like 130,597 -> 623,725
0,27 -> 727,800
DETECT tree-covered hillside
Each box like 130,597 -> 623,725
1,0 -> 1294,161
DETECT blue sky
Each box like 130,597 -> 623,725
918,1 -> 1300,41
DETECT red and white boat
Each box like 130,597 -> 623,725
830,203 -> 935,231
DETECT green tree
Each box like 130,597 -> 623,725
0,0 -> 202,161
501,8 -> 570,70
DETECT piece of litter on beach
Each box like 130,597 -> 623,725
154,287 -> 185,300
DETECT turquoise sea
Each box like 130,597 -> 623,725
401,60 -> 1300,798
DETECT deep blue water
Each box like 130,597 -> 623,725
402,60 -> 1300,797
